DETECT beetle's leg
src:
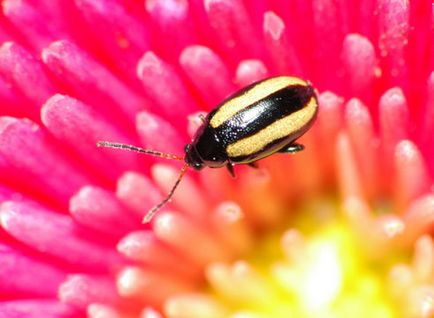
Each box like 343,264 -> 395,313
226,163 -> 236,177
248,162 -> 259,169
278,143 -> 305,153
198,114 -> 207,124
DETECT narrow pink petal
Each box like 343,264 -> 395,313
2,1 -> 71,50
403,194 -> 434,244
394,140 -> 431,211
291,133 -> 322,193
336,133 -> 365,200
210,202 -> 253,255
421,72 -> 434,173
117,266 -> 196,307
231,168 -> 285,227
379,87 -> 410,184
263,11 -> 302,75
74,0 -> 150,84
407,1 -> 433,111
342,197 -> 373,241
377,0 -> 410,88
0,201 -> 123,271
70,186 -> 139,237
204,0 -> 263,61
136,52 -> 198,129
412,235 -> 434,282
116,172 -> 163,218
136,111 -> 186,155
314,92 -> 345,180
42,40 -> 145,125
180,45 -> 234,107
234,59 -> 268,87
145,0 -> 197,60
356,0 -> 378,39
164,294 -> 228,318
41,94 -> 142,183
0,75 -> 34,119
59,274 -> 120,310
0,117 -> 92,207
0,243 -> 65,297
153,212 -> 230,267
341,34 -> 379,102
88,304 -> 135,318
0,42 -> 55,107
311,0 -> 345,91
380,88 -> 410,145
117,230 -> 200,279
141,308 -> 163,318
0,300 -> 78,318
151,164 -> 209,220
345,98 -> 381,198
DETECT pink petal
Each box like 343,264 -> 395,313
117,230 -> 200,280
263,11 -> 302,75
74,0 -> 150,85
70,186 -> 139,237
137,51 -> 198,130
379,87 -> 410,183
0,243 -> 65,297
234,59 -> 268,86
204,0 -> 263,61
403,194 -> 434,243
2,1 -> 72,50
311,0 -> 345,91
341,34 -> 379,102
145,0 -> 197,60
394,140 -> 431,211
0,117 -> 92,208
0,300 -> 78,318
336,133 -> 365,200
151,164 -> 209,220
41,94 -> 142,184
59,274 -> 121,310
345,98 -> 381,198
116,172 -> 163,218
377,0 -> 410,89
0,42 -> 55,109
153,212 -> 230,267
117,266 -> 196,307
0,201 -> 123,271
42,40 -> 145,126
180,45 -> 234,107
136,111 -> 186,155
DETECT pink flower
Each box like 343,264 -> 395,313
0,0 -> 433,317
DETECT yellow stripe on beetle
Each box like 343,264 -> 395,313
226,96 -> 317,158
210,76 -> 308,128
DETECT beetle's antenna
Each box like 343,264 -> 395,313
143,163 -> 189,223
97,141 -> 184,161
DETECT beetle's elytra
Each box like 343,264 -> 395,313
98,76 -> 318,222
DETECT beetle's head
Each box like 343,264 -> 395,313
184,144 -> 204,170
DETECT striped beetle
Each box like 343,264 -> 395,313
98,76 -> 318,222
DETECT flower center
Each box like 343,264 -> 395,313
165,198 -> 402,318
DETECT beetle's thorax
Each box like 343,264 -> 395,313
185,123 -> 228,169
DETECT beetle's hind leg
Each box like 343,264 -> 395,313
278,143 -> 305,154
226,163 -> 236,177
248,162 -> 259,169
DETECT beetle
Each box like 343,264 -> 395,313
98,76 -> 318,222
